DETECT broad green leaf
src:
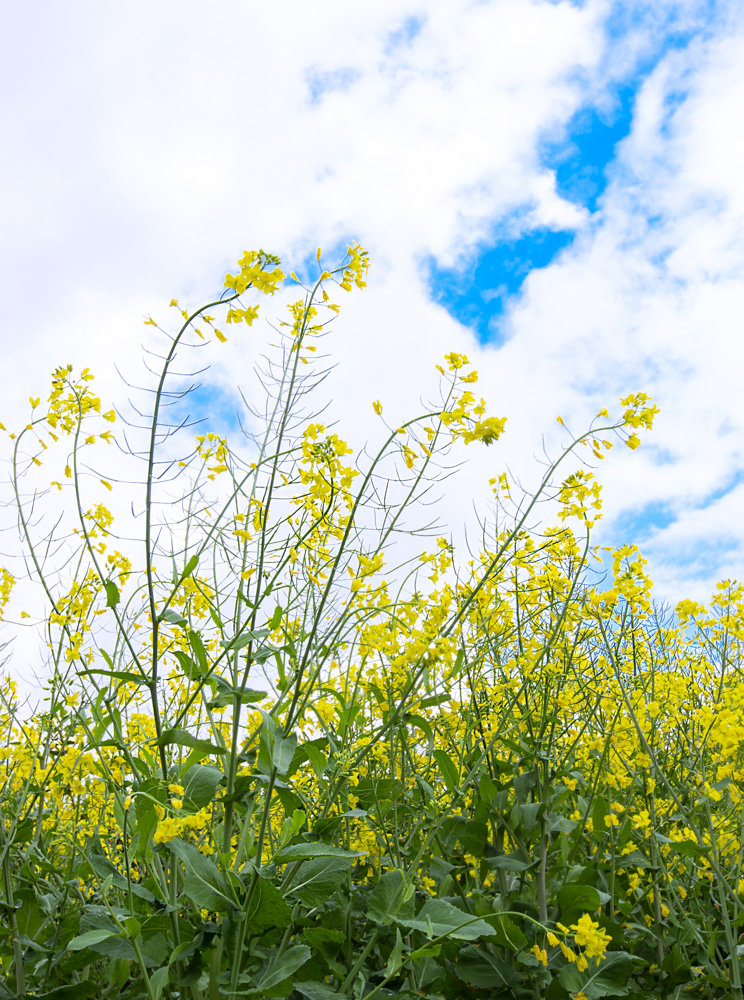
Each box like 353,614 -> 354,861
245,874 -> 291,932
32,983 -> 99,998
479,772 -> 499,806
513,769 -> 537,801
397,899 -> 494,941
462,819 -> 487,857
68,928 -> 120,951
105,580 -> 120,608
150,966 -> 170,1000
279,809 -> 306,848
558,954 -> 636,998
257,944 -> 311,990
158,608 -> 187,627
367,869 -> 415,925
304,743 -> 327,779
86,844 -> 156,903
517,802 -> 542,837
286,857 -> 352,908
181,764 -> 224,807
295,982 -> 345,1000
418,693 -> 451,709
173,649 -> 198,678
454,944 -> 522,988
403,713 -> 433,744
273,732 -> 298,775
168,838 -> 234,911
486,852 -> 531,872
274,842 -> 366,863
482,913 -> 527,951
558,883 -> 609,921
433,749 -> 460,793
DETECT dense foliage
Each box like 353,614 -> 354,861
1,247 -> 742,999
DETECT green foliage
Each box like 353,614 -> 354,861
0,244 -> 742,1000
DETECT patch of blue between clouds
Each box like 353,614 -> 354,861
609,500 -> 677,545
425,228 -> 576,343
168,383 -> 241,437
426,5 -> 706,345
540,84 -> 635,213
384,15 -> 424,54
305,67 -> 360,105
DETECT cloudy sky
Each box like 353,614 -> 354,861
1,0 -> 744,680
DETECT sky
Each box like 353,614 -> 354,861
2,0 -> 744,691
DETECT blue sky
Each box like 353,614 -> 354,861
1,0 -> 744,688
424,4 -> 709,346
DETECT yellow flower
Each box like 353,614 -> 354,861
154,817 -> 183,843
571,914 -> 611,962
530,944 -> 548,967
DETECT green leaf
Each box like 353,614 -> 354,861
222,627 -> 271,651
274,842 -> 366,863
245,874 -> 291,932
514,769 -> 537,801
557,883 -> 608,922
367,869 -> 415,925
158,607 -> 188,627
181,764 -> 224,807
286,857 -> 353,908
28,983 -> 100,999
304,743 -> 328,779
269,604 -> 283,629
150,966 -> 170,1000
558,953 -> 636,998
68,928 -> 120,951
433,749 -> 460,793
105,580 -> 120,608
257,944 -> 312,990
418,693 -> 451,710
187,629 -> 209,675
173,649 -> 198,678
167,838 -> 234,911
482,913 -> 527,951
462,819 -> 487,858
81,668 -> 149,686
208,674 -> 267,708
156,728 -> 226,754
486,852 -> 532,872
517,801 -> 542,837
273,732 -> 298,775
86,842 -> 157,902
295,982 -> 346,1000
397,899 -> 494,941
454,944 -> 522,988
183,554 -> 199,578
479,773 -> 499,806
403,713 -> 434,745
386,928 -> 404,978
